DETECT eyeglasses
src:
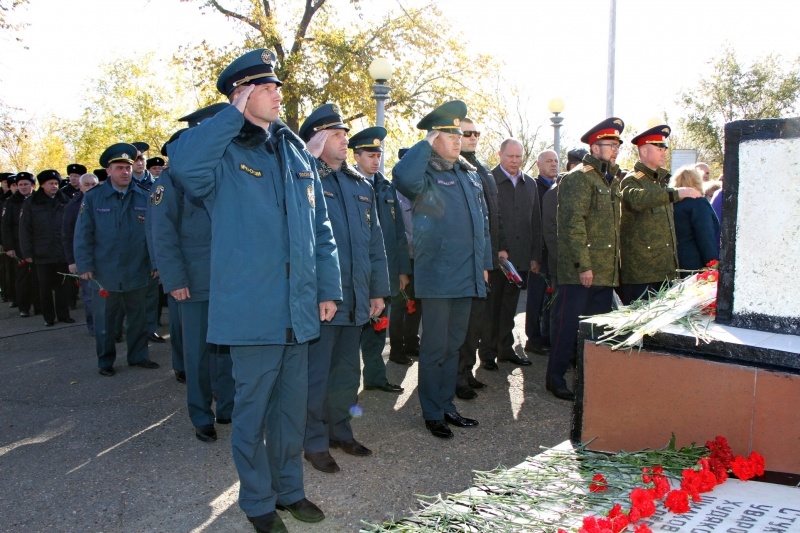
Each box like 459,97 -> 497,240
462,131 -> 481,138
595,143 -> 620,151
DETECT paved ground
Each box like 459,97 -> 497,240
0,295 -> 573,533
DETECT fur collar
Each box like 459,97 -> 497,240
232,118 -> 305,151
429,150 -> 476,172
317,159 -> 364,181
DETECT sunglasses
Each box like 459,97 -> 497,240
462,131 -> 481,138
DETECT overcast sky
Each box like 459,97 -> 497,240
1,0 -> 797,145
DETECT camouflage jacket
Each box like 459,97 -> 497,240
557,154 -> 621,287
619,161 -> 679,284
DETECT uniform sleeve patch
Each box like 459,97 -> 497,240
296,171 -> 312,179
153,184 -> 165,205
436,179 -> 456,187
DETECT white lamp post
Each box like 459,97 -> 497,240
368,58 -> 393,174
548,97 -> 565,161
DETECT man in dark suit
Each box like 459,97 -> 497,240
480,138 -> 542,370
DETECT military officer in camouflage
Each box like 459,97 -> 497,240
619,125 -> 702,304
548,118 -> 625,401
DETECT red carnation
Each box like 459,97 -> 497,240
607,504 -> 630,531
634,525 -> 653,533
406,300 -> 416,314
546,286 -> 554,294
630,487 -> 656,518
731,455 -> 757,481
665,489 -> 691,514
98,289 -> 110,298
650,474 -> 670,500
706,259 -> 719,268
372,316 -> 389,332
749,451 -> 765,476
589,473 -> 608,492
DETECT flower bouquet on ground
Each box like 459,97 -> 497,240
59,272 -> 110,297
590,260 -> 719,350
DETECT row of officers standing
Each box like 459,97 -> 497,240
4,47 -> 709,533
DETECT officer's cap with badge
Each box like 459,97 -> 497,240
146,157 -> 165,169
15,171 -> 35,184
178,102 -> 231,128
217,48 -> 282,96
161,128 -> 188,157
299,103 -> 349,143
131,142 -> 150,158
67,164 -> 87,176
348,126 -> 386,152
567,148 -> 589,165
99,143 -> 139,168
580,117 -> 625,145
94,168 -> 108,182
37,169 -> 61,185
416,100 -> 468,135
631,125 -> 671,148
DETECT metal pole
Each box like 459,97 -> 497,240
371,82 -> 391,174
606,0 -> 616,117
551,113 -> 563,161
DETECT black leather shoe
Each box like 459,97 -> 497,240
455,386 -> 478,400
19,311 -> 30,318
524,341 -> 550,356
468,377 -> 487,389
389,354 -> 414,365
195,424 -> 217,442
481,360 -> 499,371
445,411 -> 479,427
45,321 -> 54,327
425,419 -> 453,439
364,383 -> 403,393
98,367 -> 115,377
216,417 -> 231,425
130,360 -> 160,369
276,498 -> 325,523
546,383 -> 576,401
60,318 -> 76,324
330,438 -> 372,456
174,370 -> 186,383
499,353 -> 533,366
304,450 -> 340,473
247,511 -> 288,533
147,332 -> 166,343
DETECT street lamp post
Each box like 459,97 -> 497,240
368,58 -> 394,174
548,98 -> 565,163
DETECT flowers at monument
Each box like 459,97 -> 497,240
591,260 -> 720,349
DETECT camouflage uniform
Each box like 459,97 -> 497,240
556,154 -> 621,287
619,161 -> 680,285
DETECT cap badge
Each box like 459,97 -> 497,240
453,118 -> 459,126
331,103 -> 341,115
662,127 -> 669,133
121,153 -> 129,160
373,138 -> 380,145
261,50 -> 274,64
613,119 -> 622,126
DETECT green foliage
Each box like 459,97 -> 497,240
678,47 -> 800,166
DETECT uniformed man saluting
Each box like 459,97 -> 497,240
548,118 -> 625,402
392,100 -> 492,440
169,49 -> 341,533
619,124 -> 702,304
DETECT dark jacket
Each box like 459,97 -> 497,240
462,151 -> 505,269
492,165 -> 542,272
317,159 -> 390,326
541,184 -> 559,277
534,175 -> 554,268
1,191 -> 28,254
673,197 -> 720,272
557,154 -> 622,287
60,183 -> 80,200
62,191 -> 83,265
361,169 -> 412,297
20,188 -> 70,263
169,105 -> 342,345
392,140 -> 492,299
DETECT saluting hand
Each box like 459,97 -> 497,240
425,130 -> 439,146
306,130 -> 328,158
232,84 -> 255,114
319,300 -> 337,322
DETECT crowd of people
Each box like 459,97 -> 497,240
0,48 -> 724,533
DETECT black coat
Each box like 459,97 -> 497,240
19,188 -> 70,263
492,165 -> 542,271
60,183 -> 80,200
462,151 -> 506,269
673,197 -> 720,272
534,175 -> 554,269
1,191 -> 27,254
541,183 -> 559,276
61,191 -> 83,265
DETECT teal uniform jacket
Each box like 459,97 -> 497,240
392,140 -> 492,298
360,169 -> 411,297
169,105 -> 342,345
74,180 -> 152,292
150,168 -> 211,301
317,160 -> 390,326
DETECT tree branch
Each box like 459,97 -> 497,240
206,0 -> 262,32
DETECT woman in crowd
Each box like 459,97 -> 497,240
670,166 -> 720,274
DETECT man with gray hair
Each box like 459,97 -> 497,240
695,162 -> 710,182
480,138 -> 542,370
